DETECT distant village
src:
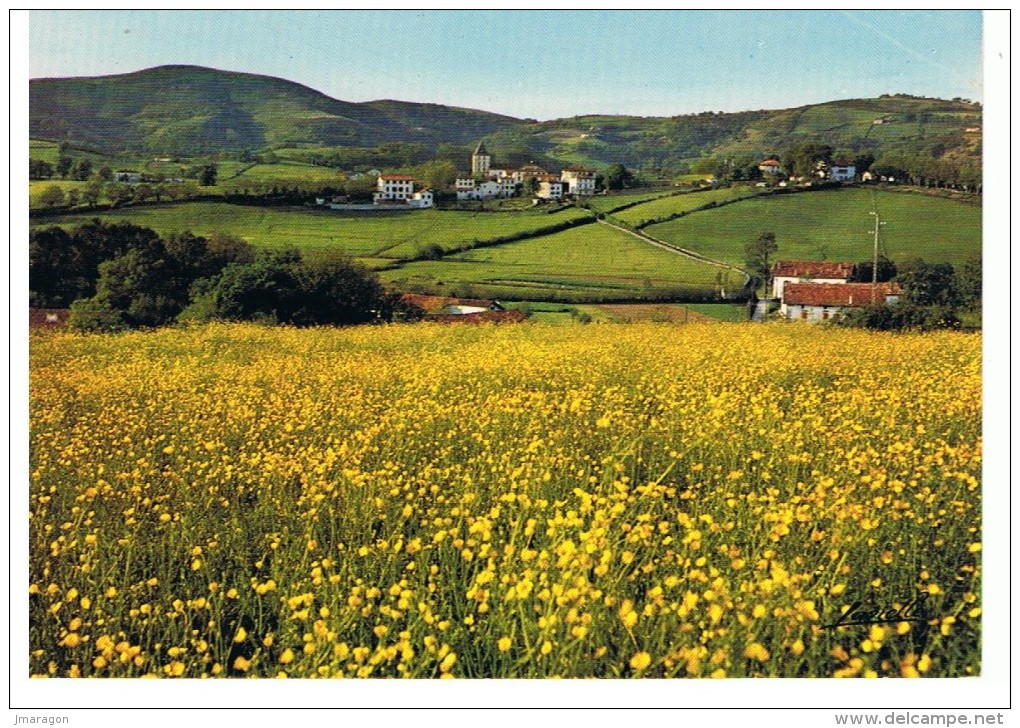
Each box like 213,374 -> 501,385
316,141 -> 598,211
305,140 -> 892,212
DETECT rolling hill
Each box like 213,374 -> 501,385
30,66 -> 981,174
29,65 -> 524,154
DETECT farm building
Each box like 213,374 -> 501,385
400,295 -> 522,323
780,282 -> 901,322
456,178 -> 517,201
560,167 -> 597,196
771,260 -> 855,299
758,159 -> 782,175
828,163 -> 857,182
408,189 -> 434,208
536,178 -> 565,200
29,308 -> 69,329
370,175 -> 433,208
374,174 -> 415,202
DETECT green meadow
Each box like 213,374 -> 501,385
584,189 -> 676,214
380,221 -> 731,300
32,202 -> 591,261
612,186 -> 763,227
31,186 -> 980,303
645,187 -> 981,266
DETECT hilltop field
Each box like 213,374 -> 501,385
31,184 -> 981,309
29,321 -> 982,678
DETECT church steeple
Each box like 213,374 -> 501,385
471,140 -> 491,176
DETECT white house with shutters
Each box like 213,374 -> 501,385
374,174 -> 415,203
560,167 -> 597,195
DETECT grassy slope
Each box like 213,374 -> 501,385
32,202 -> 591,261
645,187 -> 981,266
612,186 -> 763,227
380,222 -> 728,300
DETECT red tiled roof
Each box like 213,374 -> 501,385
759,159 -> 781,166
784,282 -> 901,307
772,260 -> 855,279
29,308 -> 69,329
400,294 -> 501,312
380,174 -> 415,181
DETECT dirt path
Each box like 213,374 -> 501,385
596,218 -> 749,284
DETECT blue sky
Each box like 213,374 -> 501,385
29,10 -> 983,120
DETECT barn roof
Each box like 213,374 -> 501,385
783,282 -> 901,307
772,260 -> 855,279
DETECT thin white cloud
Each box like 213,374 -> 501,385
835,10 -> 959,78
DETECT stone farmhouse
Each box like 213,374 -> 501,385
781,282 -> 902,322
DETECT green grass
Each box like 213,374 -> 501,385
380,222 -> 729,300
30,179 -> 91,198
32,202 -> 592,261
29,139 -> 60,165
500,301 -> 616,324
224,162 -> 347,186
645,187 -> 982,267
612,186 -> 763,227
584,190 -> 675,214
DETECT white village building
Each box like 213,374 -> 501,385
374,174 -> 415,203
456,141 -> 598,200
770,260 -> 855,299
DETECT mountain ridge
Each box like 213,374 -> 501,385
30,65 -> 982,173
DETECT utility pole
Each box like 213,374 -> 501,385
869,211 -> 881,304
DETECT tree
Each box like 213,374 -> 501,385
56,155 -> 74,178
414,160 -> 457,191
29,159 -> 54,180
744,231 -> 778,295
205,250 -> 302,323
957,257 -> 981,309
71,158 -> 93,181
106,183 -> 133,207
199,164 -> 218,187
82,180 -> 103,207
896,259 -> 960,308
605,164 -> 637,191
97,165 -> 114,181
37,184 -> 66,208
133,184 -> 155,203
290,256 -> 391,326
851,257 -> 897,283
784,143 -> 833,178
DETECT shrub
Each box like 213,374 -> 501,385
68,298 -> 127,333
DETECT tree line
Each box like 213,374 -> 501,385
690,141 -> 980,192
30,220 -> 421,331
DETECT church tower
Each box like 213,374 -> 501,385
471,140 -> 491,177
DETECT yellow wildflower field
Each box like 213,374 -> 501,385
28,322 -> 981,678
